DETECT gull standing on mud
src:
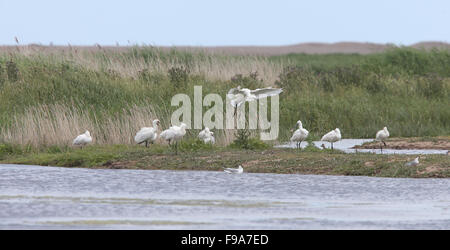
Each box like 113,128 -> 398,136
198,127 -> 215,144
227,86 -> 283,117
160,122 -> 188,154
321,128 -> 341,150
405,157 -> 420,167
224,165 -> 244,174
72,130 -> 92,149
290,120 -> 309,150
134,119 -> 160,148
375,126 -> 390,153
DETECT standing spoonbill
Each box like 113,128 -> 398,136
290,120 -> 309,150
134,119 -> 160,148
227,86 -> 283,117
375,126 -> 390,153
198,127 -> 215,144
321,128 -> 341,150
160,122 -> 188,154
224,165 -> 243,174
72,130 -> 92,149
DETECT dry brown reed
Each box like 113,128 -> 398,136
0,103 -> 240,147
0,45 -> 285,85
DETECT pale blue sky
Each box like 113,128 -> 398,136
1,0 -> 449,46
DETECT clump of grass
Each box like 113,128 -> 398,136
6,59 -> 19,82
168,65 -> 190,89
229,129 -> 269,150
0,143 -> 28,160
178,138 -> 215,152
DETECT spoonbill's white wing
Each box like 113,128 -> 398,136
376,130 -> 386,140
72,135 -> 84,145
321,130 -> 336,142
224,168 -> 240,173
160,129 -> 175,141
198,128 -> 210,140
229,95 -> 246,108
224,166 -> 243,174
73,134 -> 92,145
227,87 -> 242,96
291,128 -> 309,142
134,127 -> 156,144
405,157 -> 419,167
205,135 -> 216,144
250,88 -> 283,99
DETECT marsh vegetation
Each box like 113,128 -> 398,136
0,45 -> 448,176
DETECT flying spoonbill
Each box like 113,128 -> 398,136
134,119 -> 160,147
73,130 -> 92,148
321,128 -> 341,150
290,120 -> 309,150
227,86 -> 283,117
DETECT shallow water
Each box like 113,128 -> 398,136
1,164 -> 449,229
276,139 -> 448,155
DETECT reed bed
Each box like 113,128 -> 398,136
0,46 -> 449,150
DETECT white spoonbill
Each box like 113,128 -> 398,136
290,120 -> 309,150
227,86 -> 283,116
405,157 -> 420,167
224,165 -> 243,174
198,127 -> 215,144
72,130 -> 92,148
134,119 -> 160,147
321,128 -> 341,150
160,122 -> 188,154
375,126 -> 390,153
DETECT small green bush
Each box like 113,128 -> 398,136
229,129 -> 269,150
168,66 -> 190,88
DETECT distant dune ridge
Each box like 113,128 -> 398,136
0,41 -> 449,55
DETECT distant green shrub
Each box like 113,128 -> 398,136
416,74 -> 445,98
363,47 -> 450,76
168,66 -> 190,88
0,62 -> 4,86
6,60 -> 19,82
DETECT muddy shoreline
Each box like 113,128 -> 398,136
354,137 -> 450,151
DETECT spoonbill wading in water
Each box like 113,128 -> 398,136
227,86 -> 283,118
290,120 -> 309,150
321,128 -> 341,150
134,119 -> 160,148
72,130 -> 92,149
375,126 -> 390,153
160,122 -> 188,154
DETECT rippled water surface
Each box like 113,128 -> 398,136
1,164 -> 449,229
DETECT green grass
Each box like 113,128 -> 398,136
0,46 -> 449,147
2,145 -> 449,178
